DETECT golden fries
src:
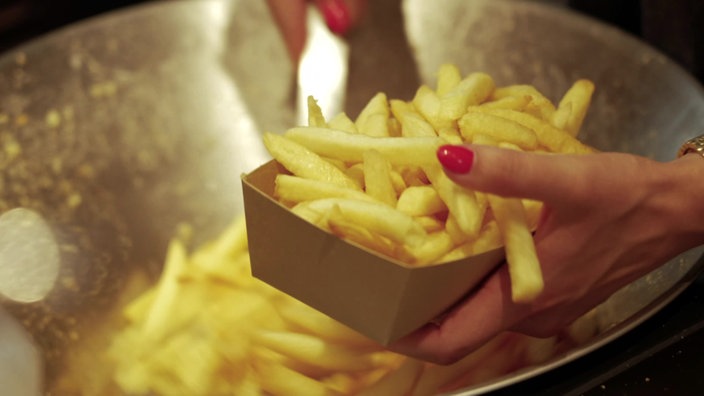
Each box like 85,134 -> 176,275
423,164 -> 485,239
467,107 -> 593,154
459,109 -> 539,150
284,127 -> 444,166
105,63 -> 601,396
439,72 -> 495,122
363,149 -> 397,206
435,63 -> 463,96
488,194 -> 544,302
275,174 -> 376,205
260,64 -> 595,306
307,96 -> 328,128
105,213 -> 600,396
355,92 -> 391,137
396,185 -> 447,217
295,198 -> 427,247
551,79 -> 595,136
263,132 -> 360,190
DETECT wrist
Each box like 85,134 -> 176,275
678,135 -> 704,158
662,154 -> 704,244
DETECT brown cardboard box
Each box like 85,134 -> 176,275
242,160 -> 504,345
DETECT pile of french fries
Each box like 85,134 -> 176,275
107,215 -> 599,396
264,63 -> 594,302
106,64 -> 599,395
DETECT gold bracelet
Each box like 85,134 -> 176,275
678,134 -> 704,158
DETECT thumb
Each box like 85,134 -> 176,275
436,144 -> 589,205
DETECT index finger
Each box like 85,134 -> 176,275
439,144 -> 597,206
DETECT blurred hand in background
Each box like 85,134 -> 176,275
266,0 -> 367,62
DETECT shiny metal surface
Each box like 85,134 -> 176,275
0,0 -> 702,394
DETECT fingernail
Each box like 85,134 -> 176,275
319,0 -> 351,35
437,145 -> 475,174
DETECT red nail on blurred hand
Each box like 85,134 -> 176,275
318,0 -> 351,35
437,145 -> 475,174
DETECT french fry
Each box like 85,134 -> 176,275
327,209 -> 416,264
470,132 -> 500,147
468,107 -> 593,154
263,133 -> 360,190
412,85 -> 450,131
565,308 -> 599,344
387,116 -> 402,137
253,357 -> 335,396
307,96 -> 327,127
255,331 -> 381,372
436,126 -> 463,145
413,215 -> 446,233
390,170 -> 407,195
396,185 -> 447,217
123,287 -> 155,323
551,79 -> 595,137
355,92 -> 390,137
444,214 -> 473,246
439,72 -> 495,122
390,99 -> 437,138
480,94 -> 531,111
356,358 -> 424,396
141,238 -> 189,340
491,84 -> 556,121
294,198 -> 427,247
290,201 -> 331,229
522,198 -> 544,231
407,231 -> 456,266
275,174 -> 376,205
323,373 -> 359,395
328,112 -> 358,134
424,164 -> 485,238
487,193 -> 544,302
324,156 -> 348,172
443,336 -> 524,390
363,149 -> 397,207
344,163 -> 366,189
435,63 -> 462,96
459,109 -> 538,150
443,219 -> 503,263
469,220 -> 503,255
276,299 -> 380,350
398,166 -> 428,187
284,127 -> 445,166
388,99 -> 413,122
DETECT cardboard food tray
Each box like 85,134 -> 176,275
242,160 -> 505,345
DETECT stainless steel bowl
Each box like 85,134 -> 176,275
0,0 -> 702,394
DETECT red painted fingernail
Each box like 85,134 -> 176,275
437,145 -> 475,174
319,0 -> 351,35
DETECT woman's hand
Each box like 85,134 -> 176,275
266,0 -> 367,62
389,144 -> 704,365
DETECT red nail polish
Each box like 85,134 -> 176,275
437,145 -> 475,174
319,0 -> 351,35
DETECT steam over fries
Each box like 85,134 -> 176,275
263,64 -> 595,302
